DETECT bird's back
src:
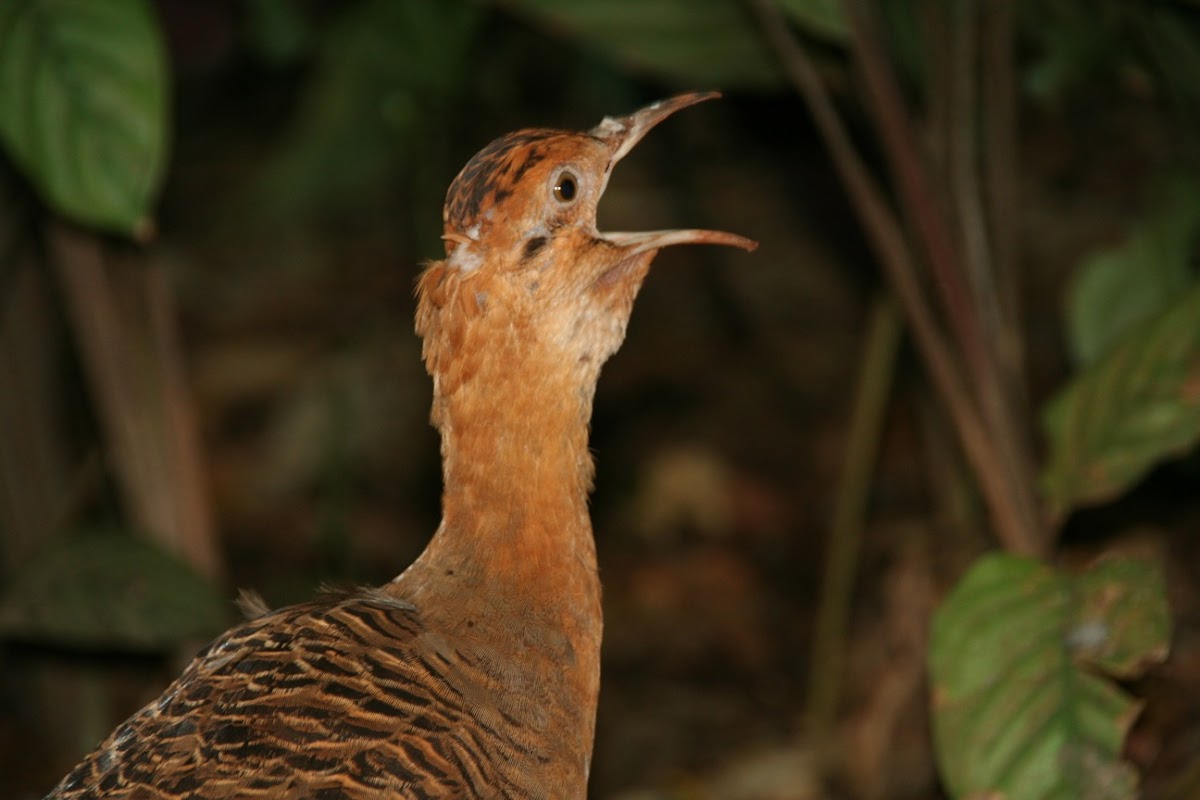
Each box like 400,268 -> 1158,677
45,588 -> 573,799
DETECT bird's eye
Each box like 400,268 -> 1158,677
553,171 -> 578,203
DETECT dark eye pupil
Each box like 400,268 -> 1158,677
554,174 -> 577,202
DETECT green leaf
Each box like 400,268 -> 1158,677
0,0 -> 168,237
1072,558 -> 1170,676
1066,178 -> 1200,367
777,0 -> 847,42
506,0 -> 785,88
1042,283 -> 1200,515
930,553 -> 1169,800
0,530 -> 229,651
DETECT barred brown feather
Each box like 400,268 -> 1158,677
47,590 -> 563,799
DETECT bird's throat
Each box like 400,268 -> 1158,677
390,348 -> 604,787
439,381 -> 597,577
408,339 -> 602,620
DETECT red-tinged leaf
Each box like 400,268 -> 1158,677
931,553 -> 1169,800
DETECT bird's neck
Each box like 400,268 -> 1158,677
393,261 -> 626,789
400,325 -> 603,628
434,372 -> 598,592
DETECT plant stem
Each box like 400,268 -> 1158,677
981,0 -> 1024,393
746,0 -> 1043,556
48,221 -> 222,577
806,295 -> 902,745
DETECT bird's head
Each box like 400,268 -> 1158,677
416,92 -> 756,396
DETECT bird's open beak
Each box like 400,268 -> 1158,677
591,92 -> 758,256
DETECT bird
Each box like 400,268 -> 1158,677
44,91 -> 756,800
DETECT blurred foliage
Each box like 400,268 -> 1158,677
1,0 -> 1199,797
776,0 -> 846,42
253,0 -> 483,220
1021,0 -> 1132,102
1066,178 -> 1200,368
931,553 -> 1168,800
503,0 -> 845,90
1142,4 -> 1200,114
0,0 -> 167,237
1022,0 -> 1200,113
242,0 -> 313,66
1043,282 -> 1200,516
503,0 -> 777,88
0,529 -> 229,651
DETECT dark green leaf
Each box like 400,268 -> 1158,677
506,0 -> 784,88
244,0 -> 314,65
0,530 -> 229,651
931,553 -> 1169,800
777,0 -> 847,42
1140,8 -> 1200,112
1066,178 -> 1200,367
1042,283 -> 1200,515
1021,1 -> 1125,102
0,0 -> 168,237
255,0 -> 482,218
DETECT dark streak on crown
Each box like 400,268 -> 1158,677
444,129 -> 595,239
445,130 -> 552,236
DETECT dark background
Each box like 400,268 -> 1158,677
2,1 -> 1199,797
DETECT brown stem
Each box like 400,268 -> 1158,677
843,0 -> 985,383
943,2 -> 1044,553
948,0 -> 999,340
946,1 -> 1044,555
48,221 -> 222,577
147,263 -> 221,577
847,0 -> 1044,557
981,0 -> 1026,396
745,0 -> 1042,556
922,0 -> 952,183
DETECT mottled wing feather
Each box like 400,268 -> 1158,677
44,591 -> 525,800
